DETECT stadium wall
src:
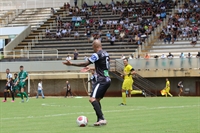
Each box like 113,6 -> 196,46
0,77 -> 199,97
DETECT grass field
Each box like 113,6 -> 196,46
0,97 -> 200,133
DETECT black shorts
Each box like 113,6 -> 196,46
5,86 -> 12,91
90,77 -> 111,99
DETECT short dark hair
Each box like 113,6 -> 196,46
14,73 -> 18,76
6,68 -> 9,71
123,58 -> 128,62
20,66 -> 23,68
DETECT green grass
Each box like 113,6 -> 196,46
0,97 -> 200,133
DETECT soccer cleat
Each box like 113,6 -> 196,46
119,103 -> 126,106
93,120 -> 107,126
26,97 -> 29,102
2,100 -> 6,102
11,100 -> 15,102
142,90 -> 147,97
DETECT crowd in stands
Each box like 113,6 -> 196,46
160,0 -> 199,46
46,0 -> 176,46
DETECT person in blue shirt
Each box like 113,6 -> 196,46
160,11 -> 166,19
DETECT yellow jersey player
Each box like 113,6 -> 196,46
165,78 -> 173,97
119,58 -> 145,106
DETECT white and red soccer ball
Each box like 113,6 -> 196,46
76,116 -> 88,127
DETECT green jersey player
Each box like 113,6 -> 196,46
16,66 -> 29,102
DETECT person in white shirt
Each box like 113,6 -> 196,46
61,28 -> 67,37
106,20 -> 112,29
112,6 -> 116,15
66,55 -> 72,61
55,30 -> 62,39
45,28 -> 51,38
36,79 -> 45,99
161,54 -> 166,59
74,30 -> 79,39
110,34 -> 116,45
121,54 -> 126,59
77,16 -> 82,22
191,35 -> 197,46
182,29 -> 188,40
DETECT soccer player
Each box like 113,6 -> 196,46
13,73 -> 20,97
36,79 -> 45,99
16,66 -> 29,102
63,40 -> 111,126
177,81 -> 183,97
2,69 -> 14,102
164,78 -> 173,97
64,80 -> 73,98
119,58 -> 145,106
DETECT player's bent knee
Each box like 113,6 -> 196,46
89,97 -> 96,103
121,89 -> 126,92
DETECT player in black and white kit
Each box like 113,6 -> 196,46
63,40 -> 111,126
2,69 -> 15,102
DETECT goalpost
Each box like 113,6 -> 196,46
28,73 -> 90,97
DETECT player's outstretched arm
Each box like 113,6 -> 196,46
63,60 -> 91,67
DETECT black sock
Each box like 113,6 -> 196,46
4,92 -> 7,100
91,101 -> 104,121
11,92 -> 15,101
98,102 -> 105,120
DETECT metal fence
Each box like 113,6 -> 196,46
116,58 -> 200,70
3,49 -> 59,59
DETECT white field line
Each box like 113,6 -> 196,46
1,104 -> 199,120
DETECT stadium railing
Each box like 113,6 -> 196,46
116,58 -> 200,70
3,49 -> 59,59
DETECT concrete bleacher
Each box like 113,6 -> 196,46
11,1 -> 176,61
6,8 -> 58,30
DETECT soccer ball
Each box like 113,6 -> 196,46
76,116 -> 88,127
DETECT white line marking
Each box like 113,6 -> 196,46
1,105 -> 199,120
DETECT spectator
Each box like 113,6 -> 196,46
66,55 -> 72,61
105,3 -> 110,11
106,19 -> 112,29
167,52 -> 174,58
127,34 -> 134,44
73,49 -> 79,60
187,52 -> 192,58
61,28 -> 67,37
161,54 -> 166,59
51,8 -> 56,15
55,30 -> 62,39
121,54 -> 126,59
144,53 -> 150,59
71,16 -> 77,26
106,31 -> 111,41
191,34 -> 197,46
119,30 -> 125,42
74,21 -> 80,30
45,28 -> 51,38
74,30 -> 79,40
86,28 -> 92,43
182,29 -> 188,40
164,33 -> 171,44
129,54 -> 133,59
171,31 -> 177,44
135,34 -> 141,45
110,34 -> 116,45
112,5 -> 117,15
196,52 -> 200,58
66,26 -> 72,37
55,14 -> 61,27
36,80 -> 45,99
180,52 -> 185,58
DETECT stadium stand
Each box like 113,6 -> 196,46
144,0 -> 200,57
9,0 -> 176,61
6,8 -> 59,30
